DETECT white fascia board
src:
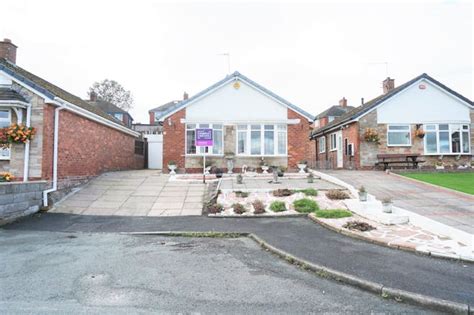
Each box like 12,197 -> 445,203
179,118 -> 301,125
0,100 -> 28,108
53,97 -> 140,137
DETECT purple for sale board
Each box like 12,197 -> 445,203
195,128 -> 213,146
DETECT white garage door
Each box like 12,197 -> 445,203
145,134 -> 163,169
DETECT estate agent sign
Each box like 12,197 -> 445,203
195,128 -> 213,147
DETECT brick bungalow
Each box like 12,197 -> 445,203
153,71 -> 315,173
311,74 -> 473,169
0,39 -> 144,206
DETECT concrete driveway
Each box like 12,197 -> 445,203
322,170 -> 474,234
52,170 -> 205,216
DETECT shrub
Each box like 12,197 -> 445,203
314,209 -> 352,219
272,188 -> 293,197
232,203 -> 247,214
325,189 -> 350,200
207,203 -> 224,214
252,200 -> 266,214
235,191 -> 249,198
343,221 -> 375,232
269,201 -> 287,212
294,188 -> 318,196
293,198 -> 319,213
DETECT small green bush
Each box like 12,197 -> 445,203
269,201 -> 287,212
325,189 -> 350,200
294,188 -> 318,196
314,209 -> 352,219
293,198 -> 319,213
232,203 -> 247,214
252,200 -> 266,214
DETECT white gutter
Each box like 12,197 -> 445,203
22,103 -> 31,182
42,103 -> 65,207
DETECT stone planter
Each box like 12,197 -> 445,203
382,202 -> 393,213
261,165 -> 269,174
297,164 -> 307,174
168,164 -> 177,175
358,191 -> 368,202
435,165 -> 444,170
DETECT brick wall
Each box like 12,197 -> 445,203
342,122 -> 360,169
287,108 -> 314,170
42,104 -> 144,181
162,108 -> 186,173
149,112 -> 155,125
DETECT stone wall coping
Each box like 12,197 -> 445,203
0,180 -> 48,186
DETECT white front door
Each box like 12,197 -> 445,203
145,134 -> 163,169
337,131 -> 343,168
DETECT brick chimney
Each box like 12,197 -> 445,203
339,97 -> 347,107
0,38 -> 17,64
89,91 -> 98,102
383,77 -> 395,94
183,91 -> 189,100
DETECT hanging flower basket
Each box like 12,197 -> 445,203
415,129 -> 425,139
0,172 -> 14,182
0,128 -> 10,149
5,123 -> 36,144
364,128 -> 380,143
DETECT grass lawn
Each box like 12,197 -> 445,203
402,172 -> 474,195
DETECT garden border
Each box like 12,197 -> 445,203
123,230 -> 471,314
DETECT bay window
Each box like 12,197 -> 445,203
186,123 -> 223,155
387,125 -> 411,146
0,109 -> 11,160
236,124 -> 287,156
424,124 -> 471,154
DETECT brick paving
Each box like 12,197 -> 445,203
322,170 -> 474,234
51,170 -> 205,216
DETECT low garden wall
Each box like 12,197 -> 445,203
0,181 -> 47,224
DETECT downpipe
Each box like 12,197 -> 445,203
42,102 -> 65,207
22,103 -> 32,182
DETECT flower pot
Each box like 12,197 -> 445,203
277,171 -> 284,177
297,164 -> 307,174
216,173 -> 223,179
358,191 -> 368,202
261,165 -> 269,174
226,159 -> 234,174
168,164 -> 177,175
382,202 -> 393,213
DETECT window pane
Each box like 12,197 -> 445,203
462,131 -> 469,153
264,130 -> 274,155
0,110 -> 9,119
251,125 -> 260,130
212,130 -> 223,154
237,125 -> 247,130
439,131 -> 450,153
238,131 -> 246,154
264,125 -> 274,130
425,125 -> 436,131
186,130 -> 196,154
278,131 -> 286,155
389,125 -> 409,130
451,126 -> 460,153
388,131 -> 410,145
213,124 -> 222,130
199,123 -> 209,128
439,124 -> 449,131
425,132 -> 437,153
251,130 -> 261,155
1,147 -> 10,158
277,124 -> 286,131
186,124 -> 196,130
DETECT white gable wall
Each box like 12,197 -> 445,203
377,79 -> 471,124
186,80 -> 288,123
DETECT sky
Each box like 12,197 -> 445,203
1,0 -> 472,123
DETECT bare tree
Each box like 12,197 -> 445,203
88,79 -> 134,111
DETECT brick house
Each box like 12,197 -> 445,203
313,97 -> 354,129
87,92 -> 134,128
154,71 -> 315,173
0,39 -> 144,205
311,74 -> 473,169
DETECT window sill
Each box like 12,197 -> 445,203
423,153 -> 471,156
386,145 -> 412,147
0,157 -> 10,161
185,154 -> 225,157
235,155 -> 288,158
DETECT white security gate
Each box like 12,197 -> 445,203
145,134 -> 163,169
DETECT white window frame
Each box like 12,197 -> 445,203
0,109 -> 11,160
387,124 -> 412,147
424,123 -> 471,155
329,133 -> 337,151
235,124 -> 287,157
318,136 -> 326,153
114,113 -> 123,121
185,123 -> 224,156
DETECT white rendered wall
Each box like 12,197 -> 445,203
0,72 -> 13,85
185,80 -> 287,123
377,79 -> 471,124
